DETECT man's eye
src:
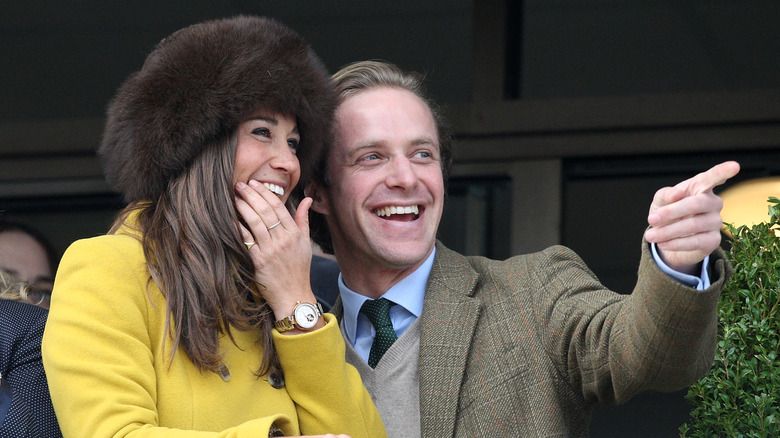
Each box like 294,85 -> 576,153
251,127 -> 271,137
415,151 -> 431,158
362,153 -> 380,161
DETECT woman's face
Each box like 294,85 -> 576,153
233,111 -> 301,203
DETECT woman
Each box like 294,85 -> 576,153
41,16 -> 386,438
0,270 -> 62,437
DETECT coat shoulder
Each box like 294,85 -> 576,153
432,242 -> 592,299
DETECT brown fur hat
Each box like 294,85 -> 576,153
99,15 -> 335,202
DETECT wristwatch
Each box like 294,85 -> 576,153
274,301 -> 323,332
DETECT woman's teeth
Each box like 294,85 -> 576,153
263,183 -> 285,196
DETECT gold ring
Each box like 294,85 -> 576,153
244,241 -> 256,250
267,220 -> 282,230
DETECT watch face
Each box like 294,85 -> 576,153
294,303 -> 319,329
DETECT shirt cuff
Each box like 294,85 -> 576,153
650,242 -> 711,290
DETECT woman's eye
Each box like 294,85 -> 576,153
288,138 -> 300,152
251,127 -> 271,137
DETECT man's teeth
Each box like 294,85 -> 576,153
374,205 -> 420,217
263,183 -> 285,196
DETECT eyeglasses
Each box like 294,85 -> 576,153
25,286 -> 52,308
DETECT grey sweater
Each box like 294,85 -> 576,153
343,319 -> 422,438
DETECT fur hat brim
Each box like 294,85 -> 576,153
99,15 -> 335,202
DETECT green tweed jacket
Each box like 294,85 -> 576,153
332,240 -> 731,437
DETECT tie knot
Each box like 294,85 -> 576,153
360,298 -> 395,329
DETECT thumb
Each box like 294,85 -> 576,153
295,197 -> 313,238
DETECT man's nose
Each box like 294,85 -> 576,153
386,156 -> 418,189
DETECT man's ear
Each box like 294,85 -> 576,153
305,183 -> 330,215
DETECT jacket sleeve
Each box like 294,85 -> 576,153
535,240 -> 731,404
41,236 -> 293,438
273,313 -> 388,438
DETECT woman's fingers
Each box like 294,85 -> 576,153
234,180 -> 315,317
234,196 -> 271,249
235,181 -> 279,233
295,197 -> 312,238
236,222 -> 257,250
246,180 -> 295,232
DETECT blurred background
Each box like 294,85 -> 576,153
1,1 -> 778,435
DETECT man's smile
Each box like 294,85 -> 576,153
373,205 -> 421,221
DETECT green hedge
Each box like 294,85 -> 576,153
681,197 -> 780,437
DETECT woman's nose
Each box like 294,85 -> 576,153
270,141 -> 299,173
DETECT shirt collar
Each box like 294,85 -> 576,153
339,246 -> 436,345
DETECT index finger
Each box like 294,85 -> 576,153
679,161 -> 740,195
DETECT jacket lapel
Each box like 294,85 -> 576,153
329,243 -> 481,437
419,243 -> 481,438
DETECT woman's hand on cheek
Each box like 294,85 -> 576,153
234,180 -> 317,320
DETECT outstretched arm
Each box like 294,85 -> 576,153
644,161 -> 740,274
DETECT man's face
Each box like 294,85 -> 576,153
312,87 -> 444,289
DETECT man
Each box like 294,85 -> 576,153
304,60 -> 740,437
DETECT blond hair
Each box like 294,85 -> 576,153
0,269 -> 29,302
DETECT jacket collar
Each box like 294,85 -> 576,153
330,241 -> 481,438
418,242 -> 481,438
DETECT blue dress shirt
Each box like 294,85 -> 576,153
340,247 -> 435,363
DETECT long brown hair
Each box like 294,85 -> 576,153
112,134 -> 279,376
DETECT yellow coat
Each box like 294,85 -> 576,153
42,220 -> 386,438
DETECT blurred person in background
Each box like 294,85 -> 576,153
0,221 -> 58,308
0,269 -> 62,437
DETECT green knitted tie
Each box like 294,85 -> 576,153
360,298 -> 398,368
